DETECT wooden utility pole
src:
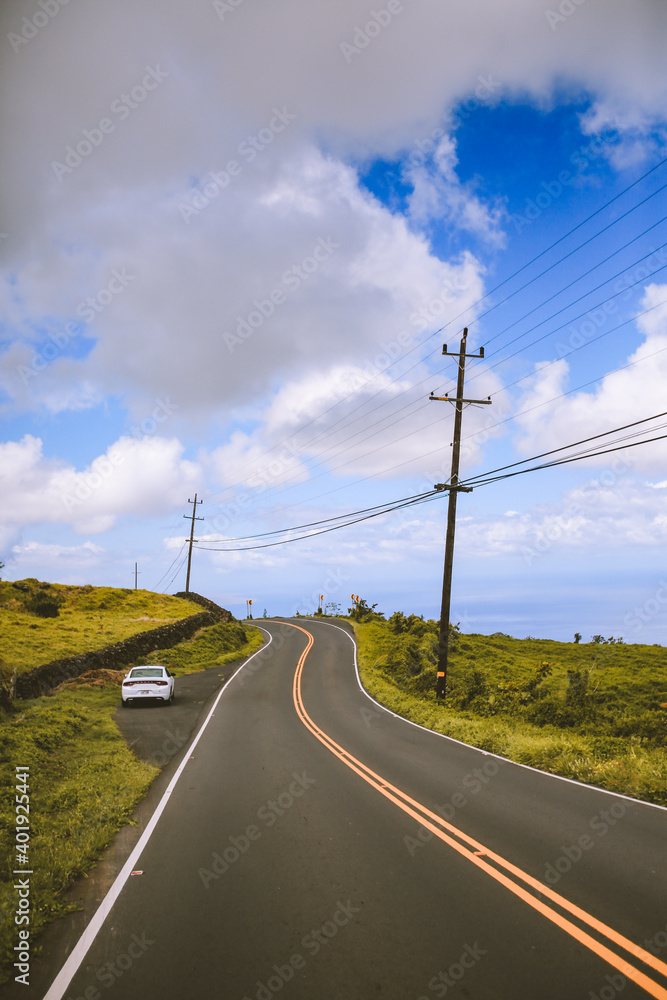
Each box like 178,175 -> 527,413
184,494 -> 204,594
134,562 -> 140,590
430,328 -> 491,698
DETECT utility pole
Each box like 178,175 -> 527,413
430,328 -> 491,698
134,562 -> 140,590
184,494 -> 204,594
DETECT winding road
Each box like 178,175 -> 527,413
40,619 -> 667,999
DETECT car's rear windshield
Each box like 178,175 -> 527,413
130,667 -> 164,678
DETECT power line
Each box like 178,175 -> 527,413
189,408 -> 667,560
189,420 -> 667,554
320,198 -> 667,449
205,291 -> 666,514
465,180 -> 667,350
296,253 -> 667,483
463,254 -> 667,389
194,307 -> 667,543
160,545 -> 190,593
193,491 -> 442,552
467,431 -> 667,489
195,488 -> 439,544
154,540 -> 188,590
462,409 -> 667,486
466,239 -> 667,378
203,253 -> 667,522
479,293 -> 667,401
202,157 -> 667,508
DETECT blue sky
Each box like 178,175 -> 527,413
1,1 -> 667,641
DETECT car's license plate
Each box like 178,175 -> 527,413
140,689 -> 150,694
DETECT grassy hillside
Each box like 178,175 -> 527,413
353,614 -> 667,805
0,580 -> 201,674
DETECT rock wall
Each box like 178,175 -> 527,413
15,592 -> 233,699
174,591 -> 233,618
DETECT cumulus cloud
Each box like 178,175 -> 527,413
202,354 -> 508,528
1,0 -> 666,425
0,148 -> 486,421
0,434 -> 201,543
513,285 -> 667,475
459,474 -> 667,561
405,133 -> 506,243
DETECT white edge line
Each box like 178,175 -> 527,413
43,629 -> 273,1000
308,618 -> 667,814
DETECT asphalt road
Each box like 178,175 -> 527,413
113,659 -> 245,766
28,620 -> 667,998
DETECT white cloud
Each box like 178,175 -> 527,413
0,434 -> 201,542
405,134 -> 505,243
1,0 -> 666,426
202,356 -> 508,523
0,148 -> 486,421
208,430 -> 309,493
2,1 -> 666,210
10,540 -> 105,581
513,285 -> 667,475
578,101 -> 667,169
459,475 -> 667,560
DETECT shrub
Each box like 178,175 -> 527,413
26,591 -> 62,618
349,598 -> 385,623
459,664 -> 488,707
526,697 -> 578,728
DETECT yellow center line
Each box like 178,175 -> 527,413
286,622 -> 667,1000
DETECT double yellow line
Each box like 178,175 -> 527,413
289,622 -> 667,999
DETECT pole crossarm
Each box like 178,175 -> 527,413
442,344 -> 485,359
429,394 -> 492,404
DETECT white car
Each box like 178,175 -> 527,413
121,665 -> 175,706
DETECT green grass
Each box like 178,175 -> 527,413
0,602 -> 264,983
352,616 -> 667,806
0,686 -> 157,983
0,580 -> 202,675
137,620 -> 265,674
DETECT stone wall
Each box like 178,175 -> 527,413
15,592 -> 233,700
174,591 -> 233,619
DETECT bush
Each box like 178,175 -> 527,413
349,598 -> 385,623
526,697 -> 578,728
459,665 -> 488,707
26,591 -> 62,618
